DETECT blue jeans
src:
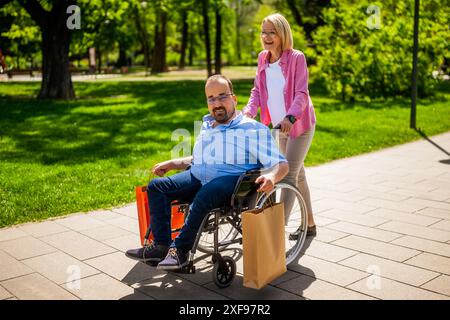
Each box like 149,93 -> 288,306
147,170 -> 240,251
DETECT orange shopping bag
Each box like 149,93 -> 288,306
135,186 -> 185,246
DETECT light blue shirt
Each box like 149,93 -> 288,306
190,112 -> 287,184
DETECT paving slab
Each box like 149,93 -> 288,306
0,236 -> 57,260
276,274 -> 376,300
405,252 -> 450,275
84,251 -> 160,285
18,221 -> 69,238
1,131 -> 449,299
416,207 -> 450,220
288,254 -> 369,286
0,227 -> 28,243
366,208 -> 441,226
40,231 -> 116,260
22,251 -> 100,284
132,272 -> 228,300
1,273 -> 78,300
204,276 -> 304,300
65,273 -> 152,300
339,253 -> 439,286
421,275 -> 450,296
0,285 -> 13,300
377,221 -> 450,242
391,236 -> 450,257
326,221 -> 402,242
347,276 -> 449,300
0,250 -> 34,281
54,214 -> 106,231
332,235 -> 420,262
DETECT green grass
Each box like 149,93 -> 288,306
0,79 -> 449,227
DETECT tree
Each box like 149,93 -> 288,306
313,0 -> 450,100
151,0 -> 170,73
0,2 -> 40,70
214,1 -> 222,74
281,0 -> 331,43
3,0 -> 78,99
133,1 -> 151,72
201,0 -> 213,77
230,0 -> 261,63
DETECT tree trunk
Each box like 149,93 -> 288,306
39,13 -> 75,99
214,8 -> 222,75
97,46 -> 102,73
116,41 -> 127,68
235,3 -> 241,61
179,10 -> 188,70
134,6 -> 151,74
151,9 -> 168,74
201,0 -> 212,77
188,30 -> 194,66
16,0 -> 75,99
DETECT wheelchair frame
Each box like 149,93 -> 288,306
145,169 -> 309,288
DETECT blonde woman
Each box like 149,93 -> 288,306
243,13 -> 317,236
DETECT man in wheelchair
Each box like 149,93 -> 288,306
126,75 -> 288,271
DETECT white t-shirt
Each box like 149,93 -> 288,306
265,59 -> 286,126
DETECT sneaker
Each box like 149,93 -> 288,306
306,225 -> 317,237
157,247 -> 189,271
289,225 -> 316,240
125,243 -> 169,263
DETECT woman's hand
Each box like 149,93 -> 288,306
152,160 -> 174,177
279,118 -> 293,134
255,174 -> 276,193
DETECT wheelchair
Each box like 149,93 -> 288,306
144,169 -> 309,288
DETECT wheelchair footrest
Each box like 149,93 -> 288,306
174,262 -> 196,274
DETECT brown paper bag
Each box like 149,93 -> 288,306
242,202 -> 286,289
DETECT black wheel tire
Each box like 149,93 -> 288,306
212,256 -> 236,288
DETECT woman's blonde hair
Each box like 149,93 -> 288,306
260,13 -> 294,51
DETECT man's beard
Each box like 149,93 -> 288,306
213,106 -> 235,123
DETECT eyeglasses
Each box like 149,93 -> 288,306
260,31 -> 277,38
207,93 -> 233,104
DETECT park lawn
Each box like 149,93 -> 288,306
0,79 -> 449,227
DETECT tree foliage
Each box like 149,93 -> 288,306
1,0 -> 448,100
312,0 -> 450,100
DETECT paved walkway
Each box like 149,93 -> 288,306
1,132 -> 450,300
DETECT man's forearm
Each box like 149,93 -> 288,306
266,161 -> 289,183
172,156 -> 193,170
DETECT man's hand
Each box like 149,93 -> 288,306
152,160 -> 174,177
255,174 -> 276,193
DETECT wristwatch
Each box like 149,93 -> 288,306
286,115 -> 297,124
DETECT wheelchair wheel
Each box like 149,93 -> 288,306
197,214 -> 239,254
255,183 -> 308,265
212,256 -> 236,288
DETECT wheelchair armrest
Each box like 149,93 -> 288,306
229,170 -> 261,208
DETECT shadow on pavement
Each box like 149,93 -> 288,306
415,129 -> 450,164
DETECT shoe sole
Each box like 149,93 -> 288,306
125,252 -> 163,263
156,261 -> 189,271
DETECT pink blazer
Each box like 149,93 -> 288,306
243,49 -> 316,139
